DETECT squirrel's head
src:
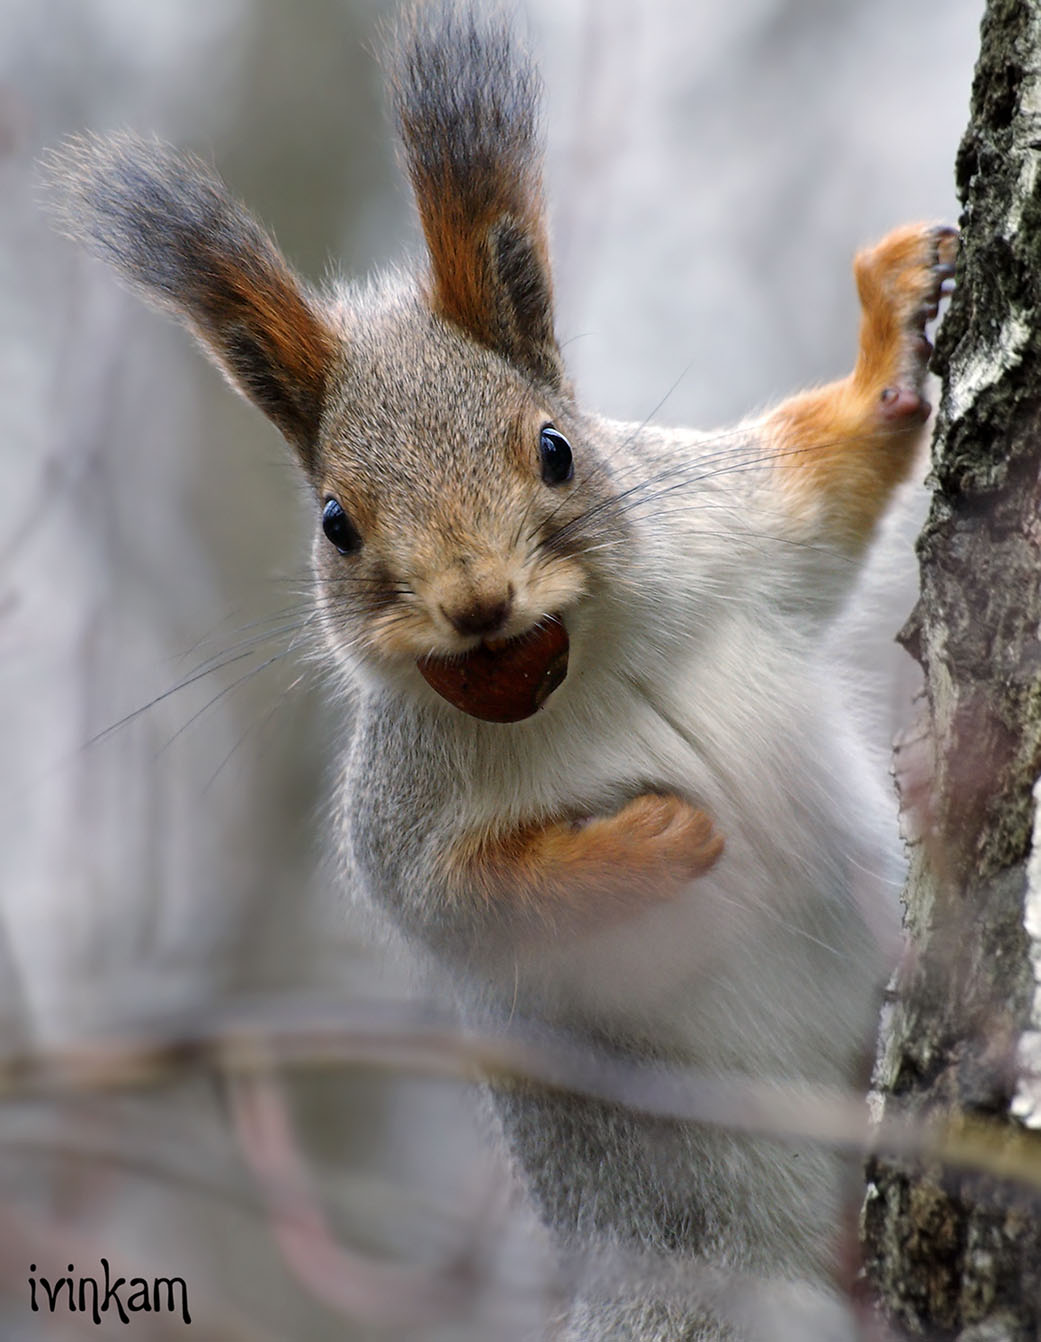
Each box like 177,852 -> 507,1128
42,6 -> 628,721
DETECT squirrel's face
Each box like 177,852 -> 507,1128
309,296 -> 625,691
44,9 -> 611,721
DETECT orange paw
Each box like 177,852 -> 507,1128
764,223 -> 956,554
854,222 -> 957,414
581,792 -> 724,884
447,792 -> 724,941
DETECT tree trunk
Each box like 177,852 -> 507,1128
862,1 -> 1041,1335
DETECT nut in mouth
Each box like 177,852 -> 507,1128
417,617 -> 569,723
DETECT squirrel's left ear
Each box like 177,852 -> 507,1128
392,7 -> 563,390
41,135 -> 335,472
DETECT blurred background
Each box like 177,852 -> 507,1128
1,0 -> 983,1337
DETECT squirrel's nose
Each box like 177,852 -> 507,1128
441,589 -> 514,638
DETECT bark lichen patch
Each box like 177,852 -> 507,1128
945,312 -> 1031,425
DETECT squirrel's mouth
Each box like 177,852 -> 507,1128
417,617 -> 569,723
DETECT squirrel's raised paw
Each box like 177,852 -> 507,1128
854,222 -> 958,423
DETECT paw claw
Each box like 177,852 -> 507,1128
934,225 -> 959,270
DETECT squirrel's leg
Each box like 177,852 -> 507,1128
765,223 -> 957,554
443,793 -> 724,939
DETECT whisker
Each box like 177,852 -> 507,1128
175,602 -> 316,662
83,650 -> 262,751
183,618 -> 319,680
538,420 -> 920,556
201,670 -> 309,794
155,648 -> 298,757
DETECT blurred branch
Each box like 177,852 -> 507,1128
0,996 -> 1040,1200
228,1071 -> 485,1330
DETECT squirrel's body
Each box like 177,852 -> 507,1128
45,7 -> 955,1336
336,398 -> 895,1338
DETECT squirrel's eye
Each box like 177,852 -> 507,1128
322,498 -> 361,555
539,425 -> 574,486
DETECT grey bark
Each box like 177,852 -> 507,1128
862,1 -> 1041,1336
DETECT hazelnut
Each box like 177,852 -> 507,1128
418,619 -> 569,723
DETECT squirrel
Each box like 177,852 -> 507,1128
44,4 -> 956,1338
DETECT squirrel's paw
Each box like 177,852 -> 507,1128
587,792 -> 725,885
854,222 -> 957,423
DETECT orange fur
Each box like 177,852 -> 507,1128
198,247 -> 334,449
417,196 -> 550,350
444,793 -> 724,940
767,224 -> 955,551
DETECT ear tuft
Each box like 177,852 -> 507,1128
40,133 -> 335,468
391,5 -> 562,388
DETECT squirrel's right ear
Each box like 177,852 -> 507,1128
41,135 -> 334,471
392,7 -> 563,390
